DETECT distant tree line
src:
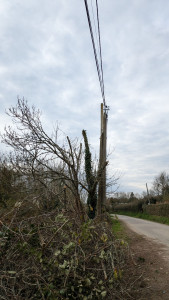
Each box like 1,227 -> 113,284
107,171 -> 169,213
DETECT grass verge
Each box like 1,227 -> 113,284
111,215 -> 127,239
114,211 -> 169,225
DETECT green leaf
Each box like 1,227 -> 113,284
8,271 -> 16,274
99,250 -> 105,259
59,260 -> 68,269
101,291 -> 107,297
59,288 -> 66,295
85,278 -> 91,286
54,250 -> 61,256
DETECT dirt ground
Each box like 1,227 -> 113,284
124,223 -> 169,300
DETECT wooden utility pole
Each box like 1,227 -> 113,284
146,183 -> 150,204
97,103 -> 107,216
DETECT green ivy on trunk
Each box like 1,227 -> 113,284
82,130 -> 97,219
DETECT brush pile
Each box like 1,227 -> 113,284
0,207 -> 139,299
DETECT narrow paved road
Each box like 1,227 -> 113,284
116,215 -> 169,247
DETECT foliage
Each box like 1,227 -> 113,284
112,200 -> 145,214
0,208 -> 136,300
82,130 -> 97,219
0,156 -> 26,208
0,154 -> 72,213
143,203 -> 169,218
0,163 -> 13,207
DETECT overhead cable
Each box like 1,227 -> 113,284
84,0 -> 106,107
90,0 -> 100,53
95,0 -> 105,107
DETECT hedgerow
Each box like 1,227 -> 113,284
0,206 -> 139,300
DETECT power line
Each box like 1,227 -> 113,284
84,0 -> 103,97
83,0 -> 106,107
95,0 -> 105,107
90,0 -> 106,109
90,0 -> 100,55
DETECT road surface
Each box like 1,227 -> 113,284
116,215 -> 169,247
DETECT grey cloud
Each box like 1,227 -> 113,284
1,0 -> 169,194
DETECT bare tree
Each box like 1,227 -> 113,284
152,171 -> 169,197
1,99 -> 108,220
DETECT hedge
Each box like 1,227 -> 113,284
113,200 -> 144,213
143,203 -> 169,217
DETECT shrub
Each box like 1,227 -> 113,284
113,200 -> 145,214
0,208 -> 136,299
143,203 -> 169,217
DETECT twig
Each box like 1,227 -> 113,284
43,219 -> 69,249
37,279 -> 45,300
101,261 -> 108,280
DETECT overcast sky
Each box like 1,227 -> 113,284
0,0 -> 169,194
